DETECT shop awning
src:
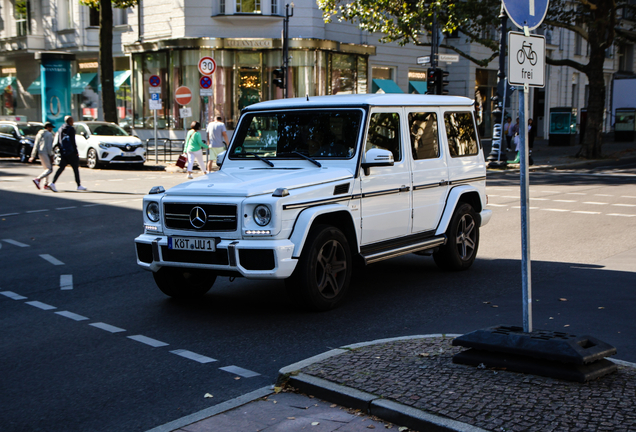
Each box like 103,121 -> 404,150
0,76 -> 17,95
372,79 -> 404,94
71,72 -> 98,94
98,70 -> 132,92
27,76 -> 41,95
409,80 -> 428,94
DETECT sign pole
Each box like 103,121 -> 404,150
520,81 -> 532,333
154,109 -> 158,163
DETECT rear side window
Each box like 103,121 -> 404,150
366,112 -> 401,161
0,125 -> 14,135
444,112 -> 479,157
408,112 -> 439,160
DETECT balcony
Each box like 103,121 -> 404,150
0,35 -> 45,53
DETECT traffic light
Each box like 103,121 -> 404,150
273,68 -> 285,89
436,69 -> 450,95
426,68 -> 437,95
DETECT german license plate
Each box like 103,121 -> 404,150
122,152 -> 136,157
168,237 -> 216,252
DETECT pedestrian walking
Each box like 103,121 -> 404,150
504,116 -> 513,150
206,116 -> 229,171
528,118 -> 536,149
49,116 -> 86,192
29,122 -> 55,190
184,121 -> 209,179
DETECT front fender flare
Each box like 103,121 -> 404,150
435,185 -> 484,236
288,204 -> 358,258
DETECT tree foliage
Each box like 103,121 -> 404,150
318,0 -> 636,158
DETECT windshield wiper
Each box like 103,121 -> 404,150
240,151 -> 274,167
279,151 -> 322,167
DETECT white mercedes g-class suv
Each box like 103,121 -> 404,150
135,94 -> 491,310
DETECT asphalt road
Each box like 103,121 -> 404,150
0,159 -> 634,432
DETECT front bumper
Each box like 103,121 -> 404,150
134,233 -> 297,279
100,148 -> 145,164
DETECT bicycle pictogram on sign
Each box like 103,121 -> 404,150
517,41 -> 538,66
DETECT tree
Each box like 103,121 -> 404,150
80,0 -> 138,123
318,0 -> 636,158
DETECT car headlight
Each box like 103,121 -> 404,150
99,143 -> 111,149
253,205 -> 271,226
146,202 -> 160,222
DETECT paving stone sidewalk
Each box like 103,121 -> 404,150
293,336 -> 636,432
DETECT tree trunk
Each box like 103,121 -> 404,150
100,0 -> 117,123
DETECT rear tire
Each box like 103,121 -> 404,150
286,225 -> 352,311
434,203 -> 480,271
153,267 -> 216,299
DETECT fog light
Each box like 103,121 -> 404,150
144,224 -> 159,231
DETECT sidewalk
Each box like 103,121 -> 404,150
149,335 -> 636,432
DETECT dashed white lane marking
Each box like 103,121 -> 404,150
26,209 -> 49,214
3,239 -> 29,247
90,322 -> 126,333
219,365 -> 261,378
0,291 -> 27,300
108,179 -> 124,182
0,213 -> 19,217
583,202 -> 608,205
553,200 -> 577,203
541,208 -> 570,212
613,203 -> 636,207
622,196 -> 636,199
170,349 -> 217,364
40,254 -> 64,265
55,311 -> 89,321
529,197 -> 549,201
60,275 -> 73,290
595,194 -> 613,197
487,203 -> 508,207
502,195 -> 519,199
128,335 -> 169,347
607,213 -> 636,218
56,206 -> 77,210
26,301 -> 56,310
572,211 -> 601,215
567,193 -> 587,195
541,191 -> 561,193
511,206 -> 539,209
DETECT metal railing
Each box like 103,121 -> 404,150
144,138 -> 185,163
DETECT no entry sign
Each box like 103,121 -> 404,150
198,57 -> 216,76
174,86 -> 192,105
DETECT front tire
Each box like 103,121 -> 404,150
434,203 -> 480,271
152,267 -> 216,299
87,148 -> 99,169
286,225 -> 352,311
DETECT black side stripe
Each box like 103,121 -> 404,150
413,176 -> 486,191
283,196 -> 351,210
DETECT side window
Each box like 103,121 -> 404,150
365,112 -> 401,162
75,125 -> 88,135
408,112 -> 439,160
444,112 -> 479,157
0,125 -> 13,135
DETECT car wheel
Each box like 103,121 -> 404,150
152,267 -> 216,299
286,225 -> 352,311
87,148 -> 99,169
53,145 -> 61,166
19,145 -> 29,163
434,202 -> 480,271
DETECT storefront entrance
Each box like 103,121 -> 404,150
236,52 -> 262,114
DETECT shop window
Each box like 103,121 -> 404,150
15,0 -> 31,36
444,112 -> 479,157
372,67 -> 393,80
331,54 -> 356,95
237,0 -> 261,13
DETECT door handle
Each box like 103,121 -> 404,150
439,180 -> 448,186
399,185 -> 410,192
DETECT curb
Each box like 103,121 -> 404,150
144,386 -> 273,432
279,334 -> 491,432
278,334 -> 636,432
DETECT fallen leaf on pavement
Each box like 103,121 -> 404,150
564,324 -> 570,327
274,386 -> 282,393
311,422 -> 320,426
330,404 -> 337,408
559,298 -> 567,301
287,417 -> 296,420
234,377 -> 241,380
598,307 -> 605,309
399,428 -> 409,431
491,305 -> 498,308
204,393 -> 213,398
367,425 -> 375,429
483,301 -> 491,304
418,353 -> 430,357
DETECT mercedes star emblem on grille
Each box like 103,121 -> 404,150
189,206 -> 207,229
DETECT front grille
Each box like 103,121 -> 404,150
161,246 -> 229,265
164,203 -> 237,231
111,155 -> 144,161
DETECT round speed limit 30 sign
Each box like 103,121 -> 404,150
198,57 -> 217,76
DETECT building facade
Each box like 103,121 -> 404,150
1,0 -> 632,141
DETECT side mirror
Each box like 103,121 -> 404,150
216,151 -> 226,168
361,148 -> 394,175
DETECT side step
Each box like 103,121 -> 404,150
361,236 -> 446,265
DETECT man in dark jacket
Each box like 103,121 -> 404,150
48,116 -> 86,192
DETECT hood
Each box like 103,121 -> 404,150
165,167 -> 354,197
89,135 -> 142,145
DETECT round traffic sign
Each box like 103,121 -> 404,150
198,57 -> 217,76
200,76 -> 212,89
174,86 -> 192,105
502,0 -> 549,31
149,75 -> 161,87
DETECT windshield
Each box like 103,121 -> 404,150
87,123 -> 129,136
19,125 -> 43,136
229,109 -> 363,160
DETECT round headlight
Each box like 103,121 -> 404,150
146,202 -> 160,222
253,205 -> 271,226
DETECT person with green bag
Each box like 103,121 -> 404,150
184,121 -> 210,179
